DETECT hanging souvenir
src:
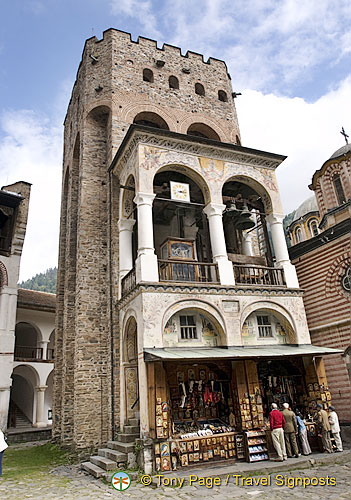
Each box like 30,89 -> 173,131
171,455 -> 177,470
161,457 -> 171,471
194,452 -> 200,462
156,427 -> 163,438
180,441 -> 186,453
155,457 -> 161,471
155,443 -> 160,455
187,441 -> 193,452
156,416 -> 162,427
181,454 -> 188,467
189,453 -> 194,462
156,405 -> 162,415
171,441 -> 178,454
157,397 -> 162,404
194,440 -> 199,451
161,402 -> 168,412
160,442 -> 170,457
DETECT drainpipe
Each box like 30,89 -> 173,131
108,169 -> 115,439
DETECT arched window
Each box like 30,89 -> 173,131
143,68 -> 154,83
133,112 -> 169,130
187,123 -> 220,141
309,220 -> 319,238
295,227 -> 303,243
169,76 -> 179,90
195,83 -> 205,96
218,90 -> 228,102
333,174 -> 346,205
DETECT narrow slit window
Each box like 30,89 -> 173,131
333,174 -> 346,205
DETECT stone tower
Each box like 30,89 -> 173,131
54,28 -> 241,451
56,29 -> 326,469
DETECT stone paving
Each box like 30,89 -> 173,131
1,455 -> 351,499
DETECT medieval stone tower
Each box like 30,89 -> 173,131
54,28 -> 242,451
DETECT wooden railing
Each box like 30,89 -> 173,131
158,259 -> 219,284
47,348 -> 54,360
121,267 -> 136,297
14,346 -> 43,361
233,264 -> 286,286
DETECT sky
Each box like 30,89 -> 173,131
0,0 -> 350,281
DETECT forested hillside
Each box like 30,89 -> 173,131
19,267 -> 57,294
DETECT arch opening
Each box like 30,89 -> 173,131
133,111 -> 169,130
222,179 -> 274,268
15,322 -> 42,361
218,90 -> 228,102
187,123 -> 220,141
123,317 -> 139,419
242,308 -> 296,346
143,68 -> 154,83
153,168 -> 213,275
195,82 -> 205,96
169,76 -> 179,90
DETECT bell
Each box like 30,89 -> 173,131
234,215 -> 256,230
240,203 -> 252,218
225,201 -> 241,217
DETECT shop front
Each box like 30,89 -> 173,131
144,345 -> 342,472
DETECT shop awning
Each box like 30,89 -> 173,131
144,344 -> 343,362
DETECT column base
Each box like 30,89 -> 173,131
215,258 -> 235,286
136,253 -> 159,282
33,422 -> 48,428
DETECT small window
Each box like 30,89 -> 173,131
295,227 -> 303,243
195,83 -> 205,96
169,76 -> 179,90
143,68 -> 154,83
218,90 -> 228,102
180,315 -> 197,339
333,174 -> 346,205
257,315 -> 272,337
309,220 -> 319,237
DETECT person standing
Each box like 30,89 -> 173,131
316,404 -> 333,453
328,406 -> 343,452
269,403 -> 287,461
0,429 -> 8,477
295,410 -> 312,455
282,402 -> 300,458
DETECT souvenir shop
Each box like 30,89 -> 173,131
145,352 -> 334,472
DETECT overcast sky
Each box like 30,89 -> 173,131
1,0 -> 350,281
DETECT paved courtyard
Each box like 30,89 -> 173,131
1,453 -> 351,500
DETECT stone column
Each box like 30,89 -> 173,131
133,193 -> 158,282
118,218 -> 136,278
203,203 -> 235,285
267,213 -> 299,288
34,385 -> 47,428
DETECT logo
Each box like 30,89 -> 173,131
111,471 -> 132,491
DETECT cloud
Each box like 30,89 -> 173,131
0,109 -> 62,282
236,75 -> 351,213
107,0 -> 351,95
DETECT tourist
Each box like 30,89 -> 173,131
316,404 -> 333,453
269,403 -> 287,461
0,429 -> 8,477
282,402 -> 300,458
328,406 -> 343,452
295,410 -> 312,455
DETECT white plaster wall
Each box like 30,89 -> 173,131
16,308 -> 55,343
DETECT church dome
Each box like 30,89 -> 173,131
293,195 -> 318,222
329,143 -> 351,160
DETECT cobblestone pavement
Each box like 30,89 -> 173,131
1,460 -> 351,499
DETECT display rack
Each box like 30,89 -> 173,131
234,433 -> 245,460
244,430 -> 269,462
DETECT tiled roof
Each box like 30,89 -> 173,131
17,288 -> 56,312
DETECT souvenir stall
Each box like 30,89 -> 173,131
147,355 -> 334,471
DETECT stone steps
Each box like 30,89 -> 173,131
81,414 -> 140,480
98,448 -> 127,463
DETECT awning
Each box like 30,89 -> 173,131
144,344 -> 343,362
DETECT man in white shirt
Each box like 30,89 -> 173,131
328,406 -> 343,452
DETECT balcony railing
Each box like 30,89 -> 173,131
14,346 -> 43,361
233,264 -> 286,287
158,259 -> 220,284
47,348 -> 54,360
121,267 -> 137,297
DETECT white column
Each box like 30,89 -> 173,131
34,385 -> 47,428
39,340 -> 49,360
267,213 -> 299,288
203,203 -> 235,286
133,193 -> 158,282
138,357 -> 149,438
0,387 -> 11,430
242,232 -> 254,256
118,218 -> 136,278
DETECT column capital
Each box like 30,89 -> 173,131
203,203 -> 226,217
35,385 -> 48,392
133,192 -> 155,206
266,213 -> 285,225
118,218 -> 136,231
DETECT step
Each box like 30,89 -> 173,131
116,432 -> 139,443
128,418 -> 139,427
81,461 -> 105,478
90,455 -> 117,471
98,448 -> 127,463
107,440 -> 135,454
124,425 -> 140,434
